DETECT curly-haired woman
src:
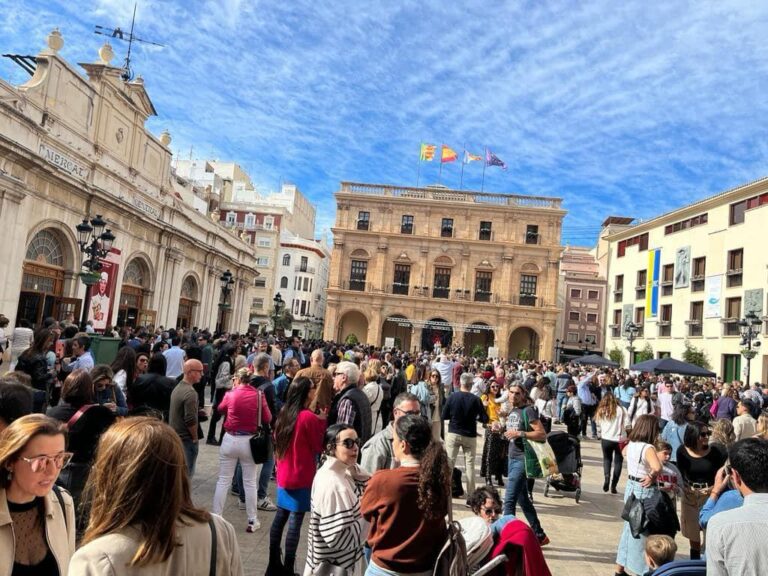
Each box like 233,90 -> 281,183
361,414 -> 449,575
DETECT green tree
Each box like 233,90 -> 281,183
270,307 -> 293,332
517,348 -> 531,361
471,344 -> 486,359
682,339 -> 711,369
344,333 -> 359,346
636,342 -> 654,362
608,345 -> 625,367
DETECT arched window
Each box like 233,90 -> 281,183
282,254 -> 291,266
280,276 -> 288,289
25,230 -> 65,267
123,259 -> 145,287
181,276 -> 198,300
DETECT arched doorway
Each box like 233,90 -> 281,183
508,327 -> 540,360
464,322 -> 495,357
421,318 -> 453,352
17,229 -> 79,328
338,310 -> 369,345
118,258 -> 153,328
382,315 -> 412,351
177,276 -> 199,330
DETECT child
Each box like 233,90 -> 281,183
655,440 -> 683,505
643,534 -> 678,575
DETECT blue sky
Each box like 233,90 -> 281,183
2,0 -> 768,244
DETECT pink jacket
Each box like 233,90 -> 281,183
276,409 -> 326,489
218,385 -> 271,434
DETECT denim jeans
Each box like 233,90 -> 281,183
503,457 -> 545,539
182,439 -> 199,478
556,392 -> 567,420
258,455 -> 274,501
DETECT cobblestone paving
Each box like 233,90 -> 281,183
190,420 -> 689,576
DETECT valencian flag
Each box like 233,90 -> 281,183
419,143 -> 436,161
485,148 -> 507,170
441,145 -> 458,163
463,150 -> 483,164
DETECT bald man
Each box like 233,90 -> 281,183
170,359 -> 204,477
295,349 -> 334,412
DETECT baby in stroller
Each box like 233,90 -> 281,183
543,431 -> 583,502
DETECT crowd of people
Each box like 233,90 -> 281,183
2,315 -> 768,575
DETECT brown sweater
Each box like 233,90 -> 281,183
361,466 -> 447,572
295,365 -> 334,412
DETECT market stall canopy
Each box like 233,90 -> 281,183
629,357 -> 716,377
572,354 -> 619,368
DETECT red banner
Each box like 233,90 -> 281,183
87,248 -> 121,333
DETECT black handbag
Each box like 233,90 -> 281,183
643,490 -> 679,537
249,390 -> 273,464
621,492 -> 647,538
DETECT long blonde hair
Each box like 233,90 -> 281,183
0,414 -> 66,488
82,417 -> 209,566
364,359 -> 382,383
596,392 -> 619,422
757,413 -> 768,439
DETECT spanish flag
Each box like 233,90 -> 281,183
420,143 -> 436,161
441,145 -> 458,163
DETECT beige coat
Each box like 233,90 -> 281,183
69,513 -> 243,576
0,486 -> 77,576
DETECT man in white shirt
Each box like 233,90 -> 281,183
431,354 -> 454,394
163,336 -> 186,379
706,438 -> 768,576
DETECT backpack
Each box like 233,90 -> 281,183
642,489 -> 680,537
433,496 -> 469,576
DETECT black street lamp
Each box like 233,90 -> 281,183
217,269 -> 235,333
272,293 -> 285,335
625,321 -> 639,367
739,311 -> 762,386
75,215 -> 116,329
578,338 -> 594,356
554,338 -> 564,363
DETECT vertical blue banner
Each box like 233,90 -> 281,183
645,249 -> 660,318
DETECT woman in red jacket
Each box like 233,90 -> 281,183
266,376 -> 326,576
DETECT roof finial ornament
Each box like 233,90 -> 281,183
159,130 -> 171,146
47,28 -> 64,53
98,42 -> 114,65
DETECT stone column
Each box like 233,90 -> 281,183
323,297 -> 339,341
500,254 -> 514,304
162,248 -> 184,327
368,305 -> 383,346
0,177 -> 27,326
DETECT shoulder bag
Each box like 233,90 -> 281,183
249,390 -> 273,464
67,404 -> 96,429
620,445 -> 649,538
433,482 -> 469,576
618,409 -> 629,451
521,408 -> 558,479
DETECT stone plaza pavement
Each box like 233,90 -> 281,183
190,420 -> 690,575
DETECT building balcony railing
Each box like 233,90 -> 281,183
518,294 -> 538,307
333,282 -> 543,307
433,286 -> 450,299
295,265 -> 316,274
344,279 -> 369,292
339,181 -> 563,209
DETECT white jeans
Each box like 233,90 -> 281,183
212,433 -> 261,523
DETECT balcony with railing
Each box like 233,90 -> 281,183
295,265 -> 316,274
433,286 -> 450,299
338,181 -> 563,209
344,279 -> 369,292
518,294 -> 538,307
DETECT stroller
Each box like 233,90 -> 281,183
542,431 -> 582,503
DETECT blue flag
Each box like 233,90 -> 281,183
485,148 -> 507,171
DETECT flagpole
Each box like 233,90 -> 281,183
459,143 -> 466,189
438,143 -> 443,184
481,147 -> 487,192
416,143 -> 422,187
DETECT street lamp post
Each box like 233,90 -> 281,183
75,215 -> 116,330
272,293 -> 284,335
554,338 -> 564,363
739,311 -> 762,386
625,321 -> 639,368
578,338 -> 594,356
217,269 -> 235,333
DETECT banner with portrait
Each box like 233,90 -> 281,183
704,275 -> 722,319
87,248 -> 122,333
674,246 -> 691,288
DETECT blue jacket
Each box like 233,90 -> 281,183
699,488 -> 743,529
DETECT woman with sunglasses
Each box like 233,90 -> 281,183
0,414 -> 76,575
676,421 -> 727,560
481,380 -> 506,488
304,424 -> 370,576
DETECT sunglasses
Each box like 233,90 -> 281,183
396,408 -> 422,416
336,438 -> 361,449
700,432 -> 711,438
21,452 -> 74,473
482,507 -> 500,515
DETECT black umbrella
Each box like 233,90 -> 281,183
629,357 -> 716,377
572,354 -> 619,368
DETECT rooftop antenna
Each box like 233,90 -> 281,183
94,3 -> 164,81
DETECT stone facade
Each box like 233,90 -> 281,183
323,182 -> 566,359
0,31 -> 258,333
603,178 -> 768,382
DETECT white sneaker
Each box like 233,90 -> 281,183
258,497 -> 277,511
238,501 -> 246,510
246,519 -> 261,533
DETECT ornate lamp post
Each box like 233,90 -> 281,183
217,269 -> 235,333
578,338 -> 594,356
625,321 -> 639,368
554,338 -> 564,363
739,311 -> 762,385
272,293 -> 285,335
75,215 -> 116,329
